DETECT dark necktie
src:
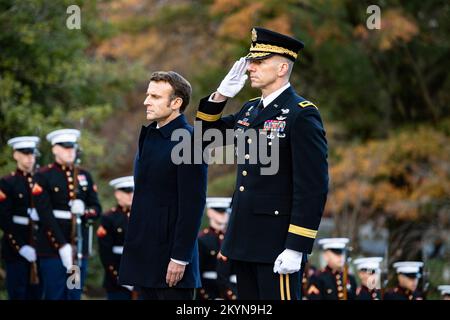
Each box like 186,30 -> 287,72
253,99 -> 264,118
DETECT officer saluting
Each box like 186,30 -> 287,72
97,176 -> 136,300
306,238 -> 356,300
196,27 -> 328,300
353,257 -> 383,300
0,136 -> 41,299
197,197 -> 237,300
33,129 -> 102,300
384,261 -> 424,300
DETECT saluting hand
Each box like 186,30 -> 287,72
217,57 -> 249,98
166,260 -> 186,287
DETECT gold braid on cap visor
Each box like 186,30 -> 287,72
249,43 -> 298,59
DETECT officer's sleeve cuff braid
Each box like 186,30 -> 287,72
196,95 -> 227,122
285,225 -> 318,254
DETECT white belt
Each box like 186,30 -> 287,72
112,246 -> 124,254
12,216 -> 29,225
229,274 -> 237,284
53,210 -> 72,220
202,271 -> 218,280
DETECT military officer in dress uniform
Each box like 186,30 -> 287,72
353,257 -> 383,300
97,176 -> 136,300
197,197 -> 237,300
306,238 -> 357,300
384,261 -> 424,300
196,27 -> 328,300
33,129 -> 102,300
437,285 -> 450,300
0,136 -> 42,299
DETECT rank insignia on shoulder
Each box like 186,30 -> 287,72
248,97 -> 260,102
0,189 -> 7,202
298,100 -> 318,109
31,183 -> 43,196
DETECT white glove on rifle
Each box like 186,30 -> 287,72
19,245 -> 37,263
273,249 -> 303,274
122,285 -> 134,292
217,57 -> 249,98
58,243 -> 73,271
70,199 -> 85,216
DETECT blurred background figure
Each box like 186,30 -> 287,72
306,238 -> 356,300
353,257 -> 383,300
97,176 -> 137,300
437,285 -> 450,300
0,136 -> 41,300
33,129 -> 102,300
197,197 -> 237,300
384,261 -> 424,300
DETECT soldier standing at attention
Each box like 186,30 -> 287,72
33,129 -> 102,300
0,136 -> 42,299
97,176 -> 136,300
384,261 -> 424,300
306,238 -> 357,300
353,257 -> 383,300
196,27 -> 328,300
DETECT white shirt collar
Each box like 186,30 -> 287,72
261,82 -> 291,108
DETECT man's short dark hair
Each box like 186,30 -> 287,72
149,71 -> 192,113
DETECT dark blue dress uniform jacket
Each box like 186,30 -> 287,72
0,169 -> 38,262
196,86 -> 328,264
119,114 -> 207,288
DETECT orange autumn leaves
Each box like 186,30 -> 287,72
327,127 -> 450,221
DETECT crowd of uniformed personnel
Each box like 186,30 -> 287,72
0,133 -> 449,300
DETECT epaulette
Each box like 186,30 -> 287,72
298,100 -> 318,110
248,97 -> 260,102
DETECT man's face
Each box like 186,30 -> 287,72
143,81 -> 176,122
246,55 -> 288,90
206,208 -> 229,232
323,250 -> 345,270
52,145 -> 76,165
358,270 -> 377,288
13,151 -> 36,173
114,190 -> 133,208
398,274 -> 419,291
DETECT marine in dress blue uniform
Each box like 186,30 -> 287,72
353,257 -> 383,300
197,197 -> 237,300
196,27 -> 328,300
384,261 -> 424,300
119,71 -> 207,300
0,136 -> 42,299
97,176 -> 136,300
306,238 -> 357,300
33,129 -> 102,300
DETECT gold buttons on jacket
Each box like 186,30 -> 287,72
274,210 -> 279,215
244,154 -> 250,160
242,171 -> 247,176
247,138 -> 252,144
239,186 -> 245,192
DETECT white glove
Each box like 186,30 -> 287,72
122,285 -> 134,291
217,57 -> 249,98
19,245 -> 37,262
70,199 -> 85,216
58,244 -> 73,271
273,249 -> 303,274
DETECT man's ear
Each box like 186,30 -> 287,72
12,151 -> 19,161
171,97 -> 183,111
278,62 -> 289,77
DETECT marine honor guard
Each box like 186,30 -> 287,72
197,197 -> 237,300
33,129 -> 102,300
384,261 -> 424,300
0,136 -> 42,299
353,257 -> 383,300
306,238 -> 356,300
97,176 -> 136,300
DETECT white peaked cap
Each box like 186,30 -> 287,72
46,129 -> 80,145
318,238 -> 349,250
7,136 -> 40,150
109,176 -> 134,189
206,197 -> 232,209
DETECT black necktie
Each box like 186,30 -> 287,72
253,99 -> 264,118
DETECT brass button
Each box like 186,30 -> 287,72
268,141 -> 272,146
338,292 -> 344,298
244,154 -> 250,160
54,187 -> 59,192
210,250 -> 216,255
69,184 -> 74,190
336,274 -> 341,279
338,286 -> 343,291
82,187 -> 87,191
242,170 -> 247,176
327,289 -> 332,294
336,280 -> 342,285
18,193 -> 23,198
247,138 -> 252,144
28,177 -> 33,182
68,177 -> 73,182
274,210 -> 279,215
66,171 -> 71,176
239,186 -> 245,192
117,228 -> 122,233
70,192 -> 75,197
